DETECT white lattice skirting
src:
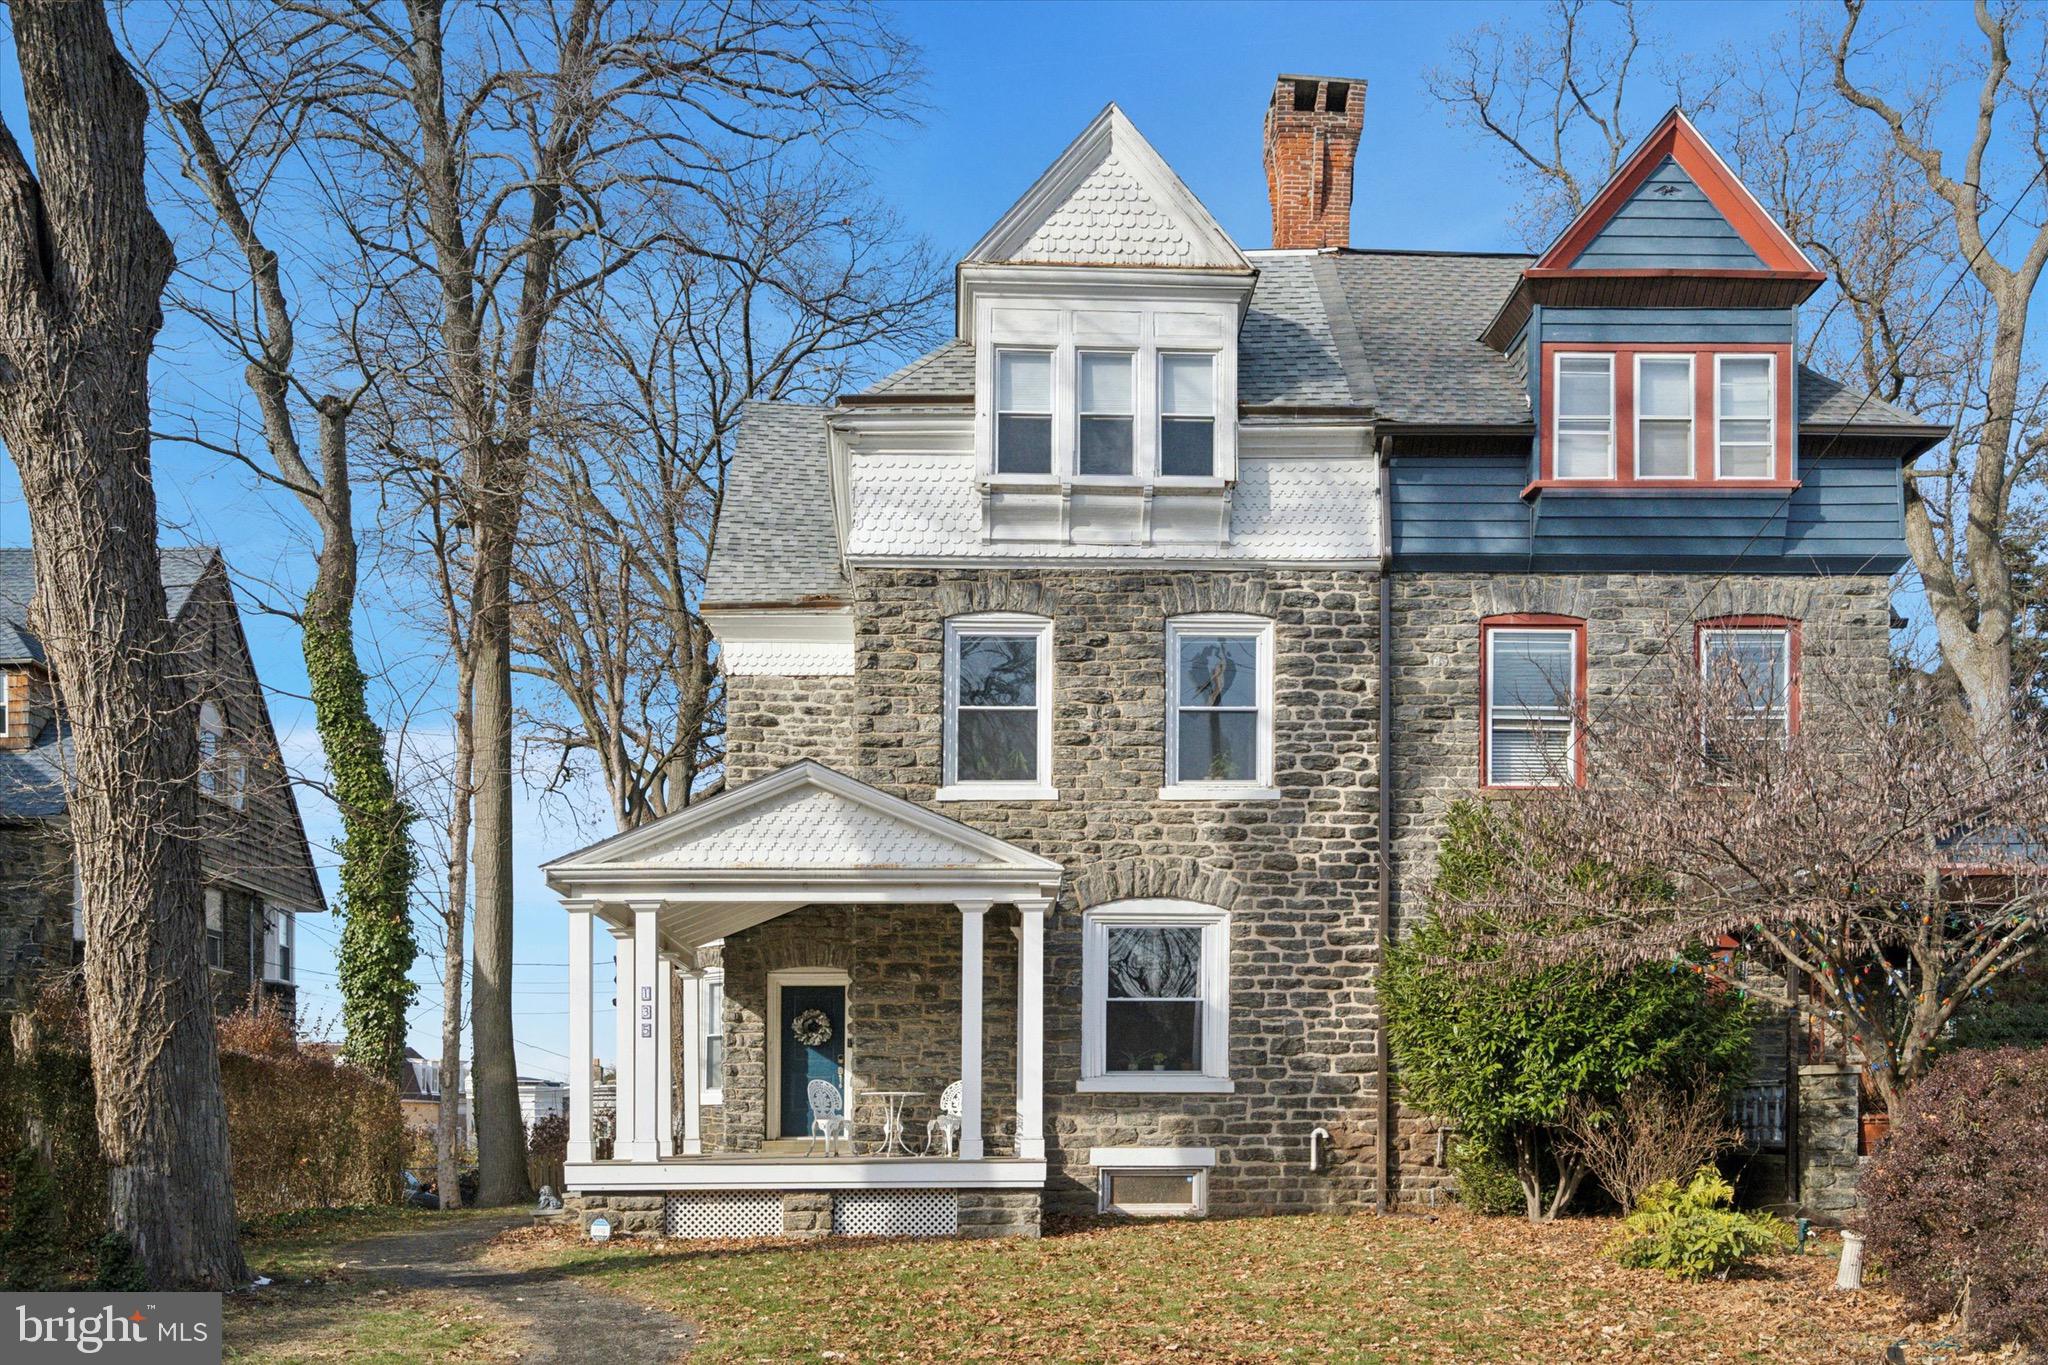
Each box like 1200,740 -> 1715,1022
663,1192 -> 783,1239
831,1189 -> 959,1237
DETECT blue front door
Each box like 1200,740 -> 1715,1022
779,984 -> 847,1138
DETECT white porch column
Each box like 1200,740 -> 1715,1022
566,902 -> 594,1164
957,900 -> 989,1161
1014,898 -> 1049,1161
611,923 -> 637,1157
679,964 -> 704,1155
619,902 -> 661,1161
655,953 -> 677,1158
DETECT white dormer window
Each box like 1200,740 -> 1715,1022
1077,351 -> 1135,476
996,349 -> 1053,474
1159,354 -> 1216,478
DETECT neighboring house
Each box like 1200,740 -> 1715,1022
0,546 -> 324,1016
399,1049 -> 471,1136
544,79 -> 1939,1238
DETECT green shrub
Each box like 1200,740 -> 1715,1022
0,1143 -> 65,1290
88,1231 -> 146,1293
1609,1167 -> 1793,1280
1384,801 -> 1752,1222
1448,1139 -> 1524,1217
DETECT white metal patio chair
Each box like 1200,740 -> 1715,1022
805,1078 -> 855,1156
924,1080 -> 963,1156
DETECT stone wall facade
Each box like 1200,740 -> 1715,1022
717,566 -> 1891,1218
724,566 -> 1388,1217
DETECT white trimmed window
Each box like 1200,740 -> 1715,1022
1080,900 -> 1230,1094
1483,622 -> 1582,787
1158,353 -> 1216,477
0,670 -> 14,736
941,614 -> 1055,800
196,700 -> 247,810
1163,615 -> 1275,799
1554,353 -> 1615,479
700,970 -> 725,1105
1715,355 -> 1776,478
1092,1147 -> 1215,1218
262,906 -> 292,984
204,888 -> 224,969
1700,626 -> 1794,757
1634,354 -> 1694,478
1077,351 -> 1135,477
995,349 -> 1053,475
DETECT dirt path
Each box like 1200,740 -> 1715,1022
331,1213 -> 695,1363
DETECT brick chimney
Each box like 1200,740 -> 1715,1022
1262,74 -> 1365,250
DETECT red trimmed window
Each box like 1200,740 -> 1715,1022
1696,615 -> 1801,756
1480,615 -> 1586,788
1537,343 -> 1795,490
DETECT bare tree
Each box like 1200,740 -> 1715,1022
1444,630 -> 2047,1115
514,166 -> 944,829
0,0 -> 246,1287
1426,0 -> 1648,248
1830,0 -> 2048,731
233,0 -> 918,1203
133,6 -> 421,1087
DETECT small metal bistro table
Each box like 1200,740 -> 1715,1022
859,1090 -> 925,1157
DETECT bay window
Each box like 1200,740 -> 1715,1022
995,349 -> 1053,474
1163,615 -> 1275,797
1634,355 -> 1694,478
1080,900 -> 1231,1093
1482,617 -> 1583,787
1077,351 -> 1134,476
1716,355 -> 1776,478
942,614 -> 1055,799
1553,354 -> 1615,479
1158,353 -> 1215,477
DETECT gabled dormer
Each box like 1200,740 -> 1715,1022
957,105 -> 1257,546
1486,110 -> 1828,496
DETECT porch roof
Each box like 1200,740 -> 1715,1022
542,761 -> 1064,952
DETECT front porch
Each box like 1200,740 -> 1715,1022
541,762 -> 1064,1237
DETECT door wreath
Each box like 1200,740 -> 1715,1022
791,1008 -> 834,1047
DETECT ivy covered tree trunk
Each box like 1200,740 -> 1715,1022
306,402 -> 417,1086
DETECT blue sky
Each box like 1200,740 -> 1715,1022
0,2 -> 1980,1082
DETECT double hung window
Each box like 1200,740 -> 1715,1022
1164,616 -> 1274,795
1158,354 -> 1216,477
1483,620 -> 1583,787
1716,356 -> 1776,478
1077,352 -> 1135,476
1080,901 -> 1231,1093
995,350 -> 1053,475
942,615 -> 1054,798
1553,355 -> 1616,479
1634,355 -> 1694,478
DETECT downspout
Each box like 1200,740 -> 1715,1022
1375,434 -> 1395,1213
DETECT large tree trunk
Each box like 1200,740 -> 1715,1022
469,530 -> 530,1204
0,0 -> 245,1288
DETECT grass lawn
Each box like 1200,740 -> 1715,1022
484,1209 -> 1995,1364
224,1207 -> 521,1363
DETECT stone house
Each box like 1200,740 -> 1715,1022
0,546 -> 324,1017
543,80 -> 1939,1238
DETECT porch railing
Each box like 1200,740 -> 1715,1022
1732,1083 -> 1786,1150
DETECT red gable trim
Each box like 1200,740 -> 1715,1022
1533,109 -> 1821,278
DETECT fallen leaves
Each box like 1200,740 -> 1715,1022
482,1208 -> 2020,1363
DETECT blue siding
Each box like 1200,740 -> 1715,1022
1390,450 -> 1908,573
1570,158 -> 1764,270
1541,308 -> 1796,346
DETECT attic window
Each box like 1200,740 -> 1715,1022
1291,79 -> 1318,112
1326,82 -> 1350,114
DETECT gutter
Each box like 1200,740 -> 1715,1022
1375,433 -> 1395,1214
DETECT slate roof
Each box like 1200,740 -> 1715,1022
0,546 -> 225,819
701,403 -> 849,608
1327,251 -> 1533,426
